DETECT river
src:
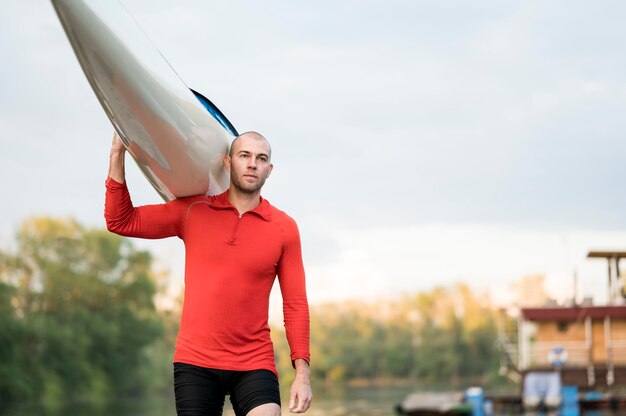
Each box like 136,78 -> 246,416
3,386 -> 415,416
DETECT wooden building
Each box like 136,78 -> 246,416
519,305 -> 626,388
514,251 -> 626,389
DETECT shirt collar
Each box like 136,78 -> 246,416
210,190 -> 272,221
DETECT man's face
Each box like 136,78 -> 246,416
225,135 -> 273,195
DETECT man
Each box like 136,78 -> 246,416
105,131 -> 312,416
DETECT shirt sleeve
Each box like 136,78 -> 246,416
104,177 -> 187,239
277,216 -> 311,366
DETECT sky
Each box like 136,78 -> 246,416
2,0 -> 626,311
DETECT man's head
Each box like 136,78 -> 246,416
224,131 -> 273,195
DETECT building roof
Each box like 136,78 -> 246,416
521,306 -> 626,321
587,251 -> 626,259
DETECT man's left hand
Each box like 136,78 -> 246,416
288,359 -> 312,413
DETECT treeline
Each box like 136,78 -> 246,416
273,286 -> 502,387
0,217 -> 507,406
0,217 -> 168,405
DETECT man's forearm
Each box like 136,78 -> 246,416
108,147 -> 126,183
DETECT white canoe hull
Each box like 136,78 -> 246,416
52,0 -> 238,199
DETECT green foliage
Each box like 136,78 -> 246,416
0,217 -> 163,405
274,284 -> 501,387
1,216 -> 509,406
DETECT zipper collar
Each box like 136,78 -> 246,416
209,190 -> 272,221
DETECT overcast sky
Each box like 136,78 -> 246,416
2,0 -> 626,308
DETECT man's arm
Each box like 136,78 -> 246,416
105,132 -> 185,239
277,217 -> 312,413
108,132 -> 126,183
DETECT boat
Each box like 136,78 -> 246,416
395,392 -> 472,415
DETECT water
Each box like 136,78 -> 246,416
2,386 -> 414,416
8,387 -> 612,415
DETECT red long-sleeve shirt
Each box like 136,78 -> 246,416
104,177 -> 310,376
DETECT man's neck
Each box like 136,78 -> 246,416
227,188 -> 261,216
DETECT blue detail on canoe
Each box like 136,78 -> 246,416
191,89 -> 239,137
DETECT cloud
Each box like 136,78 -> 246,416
302,222 -> 626,304
2,0 -> 626,306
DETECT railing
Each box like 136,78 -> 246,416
526,341 -> 589,367
507,340 -> 626,369
498,340 -> 519,369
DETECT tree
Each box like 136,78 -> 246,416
0,217 -> 163,403
511,274 -> 551,307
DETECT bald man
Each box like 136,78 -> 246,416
105,131 -> 312,416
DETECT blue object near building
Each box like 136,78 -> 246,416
560,385 -> 579,416
465,387 -> 486,416
523,371 -> 562,409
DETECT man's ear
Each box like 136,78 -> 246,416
223,155 -> 231,172
267,163 -> 273,178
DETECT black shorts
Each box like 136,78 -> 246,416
173,362 -> 281,416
